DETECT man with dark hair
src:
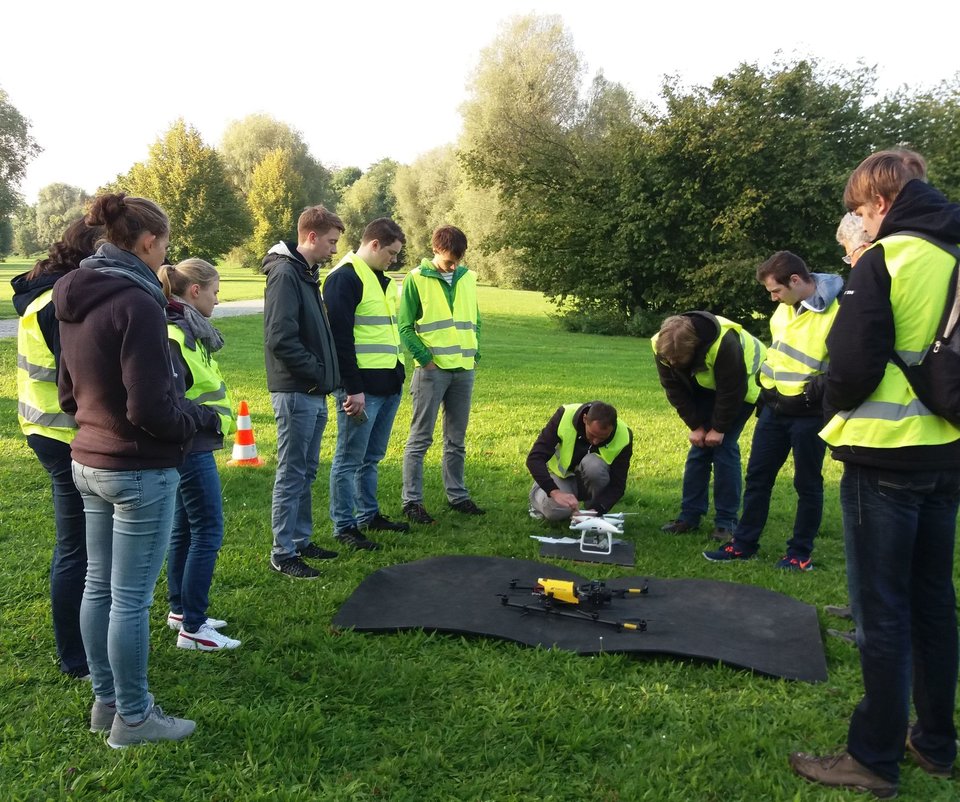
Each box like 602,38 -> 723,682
399,225 -> 483,523
790,149 -> 960,798
527,402 -> 633,522
322,218 -> 407,551
263,205 -> 344,579
704,250 -> 842,570
653,313 -> 765,541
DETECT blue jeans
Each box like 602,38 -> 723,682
167,450 -> 225,632
72,462 -> 179,723
270,392 -> 327,559
28,435 -> 88,676
402,367 -> 475,505
732,407 -> 826,559
841,464 -> 960,782
677,402 -> 753,531
330,390 -> 401,533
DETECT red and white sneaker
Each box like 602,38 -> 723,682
176,623 -> 241,651
167,611 -> 228,631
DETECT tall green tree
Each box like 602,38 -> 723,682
0,215 -> 13,259
330,166 -> 362,204
393,146 -> 459,262
871,76 -> 960,202
35,182 -> 88,249
246,147 -> 305,259
0,87 -> 40,221
12,202 -> 40,256
337,159 -> 399,253
617,60 -> 875,325
117,120 -> 249,263
219,114 -> 333,206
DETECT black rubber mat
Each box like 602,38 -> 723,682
538,539 -> 636,566
332,555 -> 828,682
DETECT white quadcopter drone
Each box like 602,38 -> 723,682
569,511 -> 627,555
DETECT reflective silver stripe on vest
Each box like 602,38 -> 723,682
454,321 -> 478,331
207,403 -> 232,418
835,398 -> 934,423
769,340 -> 827,372
416,319 -> 456,333
748,341 -> 762,374
428,345 -> 477,356
355,343 -> 401,354
17,401 -> 76,429
191,383 -> 228,405
16,353 -> 57,382
760,365 -> 811,383
895,347 -> 927,365
355,314 -> 398,325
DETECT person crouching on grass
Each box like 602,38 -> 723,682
160,259 -> 240,652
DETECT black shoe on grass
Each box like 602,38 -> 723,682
270,555 -> 320,579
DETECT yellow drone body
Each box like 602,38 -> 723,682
536,578 -> 580,605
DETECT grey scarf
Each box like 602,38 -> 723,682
174,297 -> 225,354
88,243 -> 168,308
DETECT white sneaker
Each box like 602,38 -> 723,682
167,611 -> 227,631
176,622 -> 241,651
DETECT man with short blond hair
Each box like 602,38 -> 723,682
263,204 -> 344,579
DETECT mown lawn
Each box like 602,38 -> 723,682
0,286 -> 957,801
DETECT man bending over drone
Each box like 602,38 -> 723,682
527,402 -> 633,522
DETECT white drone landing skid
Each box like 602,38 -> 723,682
569,512 -> 625,555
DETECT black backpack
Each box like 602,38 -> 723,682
888,231 -> 960,426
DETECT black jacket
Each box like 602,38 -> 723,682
323,260 -> 404,396
262,242 -> 340,394
825,179 -> 960,470
526,402 -> 633,514
656,312 -> 752,433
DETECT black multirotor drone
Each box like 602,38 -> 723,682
499,577 -> 648,632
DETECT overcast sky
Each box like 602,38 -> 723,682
5,0 -> 958,203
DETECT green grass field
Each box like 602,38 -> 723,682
0,287 -> 957,801
0,258 -> 266,320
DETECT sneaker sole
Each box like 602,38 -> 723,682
176,635 -> 241,651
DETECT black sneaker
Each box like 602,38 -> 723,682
270,555 -> 320,579
362,513 -> 410,533
298,542 -> 339,560
334,527 -> 381,551
403,502 -> 436,525
449,499 -> 486,515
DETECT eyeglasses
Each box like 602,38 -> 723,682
842,243 -> 868,265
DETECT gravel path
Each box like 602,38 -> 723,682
0,298 -> 264,339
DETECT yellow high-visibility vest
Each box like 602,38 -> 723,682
652,315 -> 766,405
17,290 -> 76,442
821,235 -> 960,448
324,252 -> 401,369
411,268 -> 478,370
168,324 -> 235,438
546,404 -> 631,478
759,296 -> 838,397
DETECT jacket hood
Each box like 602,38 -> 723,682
801,273 -> 844,312
261,241 -> 314,277
878,179 -> 960,244
11,269 -> 63,317
53,266 -> 153,324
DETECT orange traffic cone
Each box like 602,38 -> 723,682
227,400 -> 265,467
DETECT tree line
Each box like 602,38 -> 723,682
3,14 -> 959,333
